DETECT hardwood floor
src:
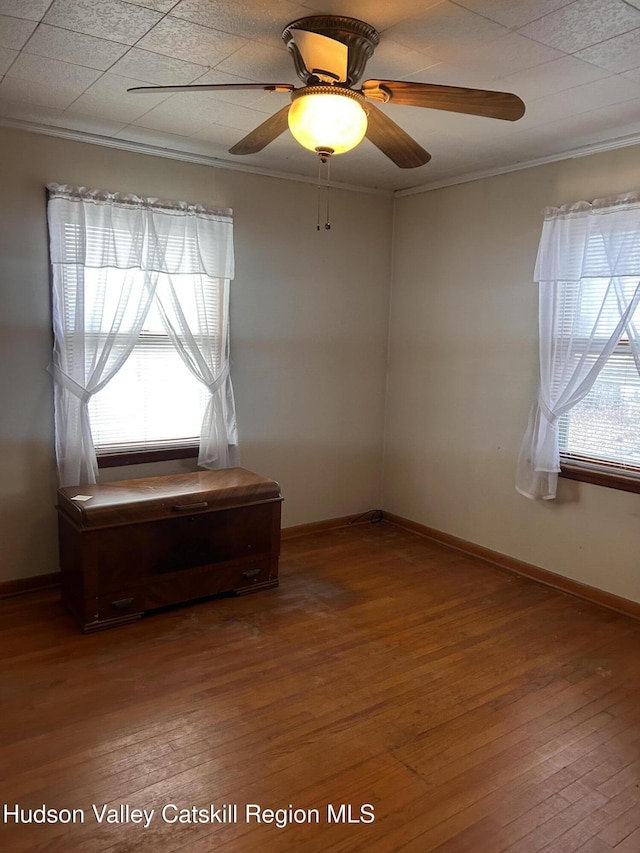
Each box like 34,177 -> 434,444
1,521 -> 640,852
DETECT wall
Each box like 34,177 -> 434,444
0,126 -> 393,583
384,145 -> 640,604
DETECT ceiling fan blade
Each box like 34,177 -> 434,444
365,103 -> 431,169
229,104 -> 292,155
128,83 -> 294,95
362,79 -> 525,121
290,29 -> 348,82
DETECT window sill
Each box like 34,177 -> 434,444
560,462 -> 640,495
97,445 -> 199,469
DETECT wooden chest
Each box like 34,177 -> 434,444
56,468 -> 282,632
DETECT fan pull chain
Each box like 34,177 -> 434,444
317,157 -> 322,231
325,156 -> 331,230
316,154 -> 331,231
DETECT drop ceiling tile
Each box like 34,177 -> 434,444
508,104 -> 640,159
132,96 -> 216,135
574,29 -> 640,73
136,16 -> 247,65
125,0 -> 177,10
184,97 -> 275,131
191,121 -> 245,147
0,15 -> 37,49
170,0 -> 310,46
24,25 -> 129,71
587,97 -> 640,131
0,75 -> 90,109
187,67 -> 255,83
451,31 -> 562,77
405,62 -> 497,90
297,0 -> 442,33
451,0 -> 575,29
214,40 -> 294,80
43,0 -> 163,45
52,111 -> 128,135
366,39 -> 442,80
8,51 -> 102,90
522,74 -> 640,124
69,72 -> 171,121
245,89 -> 292,113
0,96 -> 64,122
622,66 -> 640,82
497,55 -> 611,100
385,3 -> 509,61
132,90 -> 273,133
0,0 -> 51,20
109,48 -> 207,84
500,128 -> 569,162
518,0 -> 640,53
114,124 -> 225,157
0,46 -> 16,74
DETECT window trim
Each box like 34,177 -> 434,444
97,445 -> 199,469
560,460 -> 640,495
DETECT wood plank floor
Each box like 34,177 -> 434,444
1,521 -> 640,852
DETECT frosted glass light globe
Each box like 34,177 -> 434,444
288,88 -> 368,155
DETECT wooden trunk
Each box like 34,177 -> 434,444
56,468 -> 282,632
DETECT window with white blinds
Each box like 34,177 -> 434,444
48,183 -> 236,486
517,191 -> 640,499
555,275 -> 640,475
88,295 -> 210,454
559,339 -> 640,472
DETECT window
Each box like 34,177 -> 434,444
47,184 -> 237,487
517,192 -> 640,500
88,293 -> 211,458
558,332 -> 640,475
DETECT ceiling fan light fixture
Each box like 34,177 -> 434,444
288,86 -> 368,156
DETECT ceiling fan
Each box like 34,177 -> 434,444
128,15 -> 525,169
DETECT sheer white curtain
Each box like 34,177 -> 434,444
517,191 -> 640,500
155,274 -> 238,469
47,184 -> 236,487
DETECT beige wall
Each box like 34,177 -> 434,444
3,123 -> 639,602
0,126 -> 393,582
384,145 -> 640,604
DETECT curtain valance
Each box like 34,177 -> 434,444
46,183 -> 234,279
535,191 -> 640,282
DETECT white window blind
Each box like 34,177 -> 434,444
88,297 -> 211,454
559,339 -> 640,471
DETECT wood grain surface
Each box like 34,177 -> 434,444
1,521 -> 639,852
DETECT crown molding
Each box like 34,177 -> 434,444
394,130 -> 640,197
5,115 -> 640,200
0,117 -> 393,197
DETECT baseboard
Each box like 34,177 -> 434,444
7,513 -> 635,622
281,514 -> 372,540
383,511 -> 640,621
0,572 -> 61,599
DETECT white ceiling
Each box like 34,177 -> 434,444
1,0 -> 640,193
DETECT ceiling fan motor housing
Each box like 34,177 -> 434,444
282,15 -> 380,86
